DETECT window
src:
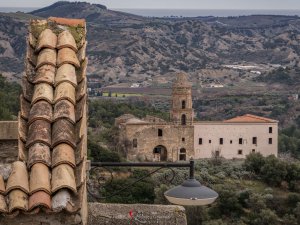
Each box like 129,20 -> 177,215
179,148 -> 186,161
238,150 -> 243,155
269,127 -> 272,134
239,138 -> 243,145
252,149 -> 256,153
199,138 -> 203,145
252,137 -> 257,145
269,138 -> 272,144
219,138 -> 223,145
215,151 -> 220,157
181,114 -> 187,125
133,139 -> 137,148
209,140 -> 212,144
230,140 -> 233,144
158,129 -> 163,137
182,137 -> 185,142
182,100 -> 186,109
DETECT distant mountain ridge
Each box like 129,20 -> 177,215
0,1 -> 300,87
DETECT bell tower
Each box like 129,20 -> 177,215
171,72 -> 194,125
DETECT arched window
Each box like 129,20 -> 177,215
133,139 -> 137,148
182,100 -> 186,109
181,114 -> 186,125
179,148 -> 186,161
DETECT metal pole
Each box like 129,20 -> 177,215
189,159 -> 195,179
91,161 -> 191,168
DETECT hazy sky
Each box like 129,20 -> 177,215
1,0 -> 300,10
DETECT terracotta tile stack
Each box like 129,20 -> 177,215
0,17 -> 87,218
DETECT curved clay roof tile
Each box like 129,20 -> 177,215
57,48 -> 80,68
76,78 -> 87,102
52,119 -> 76,148
18,139 -> 27,162
28,191 -> 51,211
18,114 -> 27,143
36,28 -> 57,52
57,30 -> 78,52
26,44 -> 37,66
6,161 -> 29,194
51,164 -> 77,194
51,189 -> 73,212
29,163 -> 51,195
36,48 -> 57,69
0,195 -> 7,213
28,32 -> 37,48
54,82 -> 76,105
22,76 -> 34,102
20,95 -> 30,120
32,83 -> 54,105
27,143 -> 51,168
75,136 -> 86,165
76,57 -> 87,83
55,64 -> 77,87
8,189 -> 28,213
0,175 -> 5,194
75,116 -> 86,143
53,99 -> 75,124
26,120 -> 51,148
77,41 -> 87,63
34,64 -> 56,85
75,95 -> 86,122
28,100 -> 53,125
25,61 -> 36,84
52,143 -> 76,168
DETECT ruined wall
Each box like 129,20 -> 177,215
124,123 -> 194,162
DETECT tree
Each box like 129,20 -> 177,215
244,152 -> 265,174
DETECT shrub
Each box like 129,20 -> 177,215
244,152 -> 265,174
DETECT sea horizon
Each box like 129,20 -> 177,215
0,7 -> 300,17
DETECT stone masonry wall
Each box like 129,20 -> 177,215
0,140 -> 18,163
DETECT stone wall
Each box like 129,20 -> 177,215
0,203 -> 187,225
122,123 -> 194,162
0,140 -> 18,163
88,203 -> 187,225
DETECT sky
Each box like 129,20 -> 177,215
0,0 -> 300,10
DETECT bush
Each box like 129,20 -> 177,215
244,152 -> 265,174
88,140 -> 121,162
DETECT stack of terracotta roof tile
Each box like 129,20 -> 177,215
0,17 -> 87,218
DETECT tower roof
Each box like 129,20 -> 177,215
173,72 -> 191,88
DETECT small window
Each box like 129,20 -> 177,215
215,151 -> 220,157
239,138 -> 243,145
199,138 -> 203,145
182,100 -> 186,109
219,138 -> 223,145
181,114 -> 187,125
179,148 -> 186,161
269,127 -> 272,134
238,150 -> 243,155
252,137 -> 257,145
209,140 -> 212,144
158,129 -> 163,137
230,140 -> 233,144
269,138 -> 272,144
252,149 -> 256,153
182,137 -> 185,142
133,139 -> 137,148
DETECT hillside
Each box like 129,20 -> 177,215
0,1 -> 300,87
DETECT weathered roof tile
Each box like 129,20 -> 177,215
29,163 -> 51,195
34,64 -> 56,85
18,115 -> 27,143
52,119 -> 76,148
6,161 -> 29,194
20,95 -> 30,120
26,120 -> 51,148
36,48 -> 57,69
76,57 -> 87,83
0,195 -> 7,213
54,82 -> 76,105
77,41 -> 87,63
55,64 -> 77,87
0,175 -> 5,194
28,143 -> 51,168
36,29 -> 57,52
53,100 -> 75,124
51,164 -> 77,194
52,143 -> 76,168
75,95 -> 86,122
28,191 -> 51,211
57,30 -> 78,52
57,48 -> 80,68
76,78 -> 86,102
32,83 -> 54,105
8,189 -> 28,213
28,100 -> 53,124
22,76 -> 34,102
18,139 -> 27,162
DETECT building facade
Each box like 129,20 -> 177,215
117,72 -> 278,162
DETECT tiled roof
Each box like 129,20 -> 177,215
224,114 -> 277,123
0,17 -> 87,217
